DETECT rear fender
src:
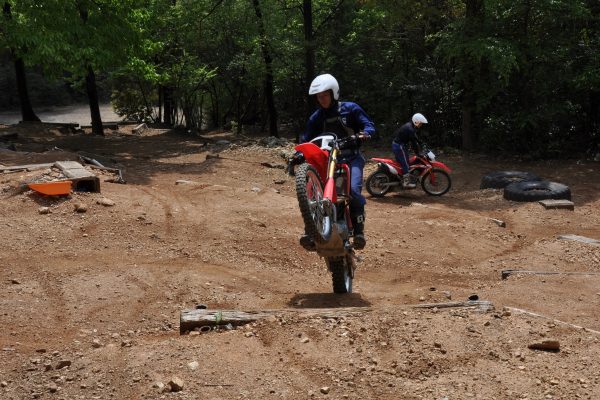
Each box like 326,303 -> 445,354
378,162 -> 399,176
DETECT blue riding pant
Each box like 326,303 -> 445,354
392,142 -> 410,175
339,153 -> 366,214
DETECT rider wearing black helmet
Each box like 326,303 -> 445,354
392,113 -> 427,188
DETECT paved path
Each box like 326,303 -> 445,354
0,104 -> 121,125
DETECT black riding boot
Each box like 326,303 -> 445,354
352,213 -> 366,250
299,228 -> 316,251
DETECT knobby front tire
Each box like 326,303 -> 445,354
295,163 -> 332,243
421,168 -> 451,196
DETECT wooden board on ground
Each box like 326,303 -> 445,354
539,199 -> 574,210
557,234 -> 600,245
54,161 -> 100,192
80,122 -> 119,130
180,307 -> 372,333
1,163 -> 54,172
180,300 -> 494,334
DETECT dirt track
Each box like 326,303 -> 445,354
1,123 -> 600,399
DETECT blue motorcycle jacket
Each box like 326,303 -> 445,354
301,101 -> 376,143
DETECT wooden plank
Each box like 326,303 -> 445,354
557,234 -> 600,245
501,269 -> 600,280
539,199 -> 574,210
180,301 -> 494,334
505,307 -> 600,335
411,300 -> 494,312
80,122 -> 119,130
1,163 -> 54,172
180,307 -> 372,333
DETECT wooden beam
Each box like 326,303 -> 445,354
180,301 -> 495,334
502,269 -> 600,280
1,163 -> 54,172
505,306 -> 600,335
557,234 -> 600,245
180,307 -> 371,333
411,300 -> 494,312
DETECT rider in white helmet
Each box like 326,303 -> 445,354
300,73 -> 376,251
392,113 -> 427,188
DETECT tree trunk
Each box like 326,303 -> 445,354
252,0 -> 278,137
460,0 -> 484,150
301,0 -> 315,142
461,104 -> 473,150
162,86 -> 174,126
3,2 -> 40,122
85,65 -> 104,136
13,56 -> 40,122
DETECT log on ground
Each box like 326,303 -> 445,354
180,307 -> 372,334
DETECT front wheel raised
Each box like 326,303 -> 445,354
366,170 -> 392,197
295,163 -> 332,243
421,168 -> 451,196
327,255 -> 354,294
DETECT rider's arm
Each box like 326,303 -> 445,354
301,110 -> 323,143
351,104 -> 376,138
410,132 -> 423,155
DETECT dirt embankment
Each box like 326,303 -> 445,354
1,123 -> 599,399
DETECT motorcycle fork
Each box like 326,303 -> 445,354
323,148 -> 339,203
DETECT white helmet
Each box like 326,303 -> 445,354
412,113 -> 428,125
309,74 -> 340,100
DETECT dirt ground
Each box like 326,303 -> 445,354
1,122 -> 599,400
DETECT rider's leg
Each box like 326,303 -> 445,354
349,156 -> 367,250
392,142 -> 415,188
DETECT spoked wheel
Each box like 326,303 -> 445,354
421,168 -> 451,196
327,255 -> 354,294
365,170 -> 392,197
295,163 -> 332,243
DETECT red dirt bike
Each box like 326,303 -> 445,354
365,149 -> 452,197
287,134 -> 360,294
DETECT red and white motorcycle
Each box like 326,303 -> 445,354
365,149 -> 452,197
287,134 -> 360,293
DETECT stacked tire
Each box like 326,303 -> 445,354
480,171 -> 571,202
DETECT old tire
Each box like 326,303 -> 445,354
295,163 -> 332,243
503,181 -> 571,202
480,171 -> 542,189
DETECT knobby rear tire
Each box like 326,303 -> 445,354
295,163 -> 331,243
365,170 -> 391,197
328,255 -> 354,294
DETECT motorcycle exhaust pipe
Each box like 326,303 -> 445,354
381,181 -> 402,188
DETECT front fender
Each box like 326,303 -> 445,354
431,161 -> 451,173
295,142 -> 329,181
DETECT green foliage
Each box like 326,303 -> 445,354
2,0 -> 598,156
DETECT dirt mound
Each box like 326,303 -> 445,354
1,123 -> 599,399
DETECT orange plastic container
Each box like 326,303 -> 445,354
28,180 -> 72,196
